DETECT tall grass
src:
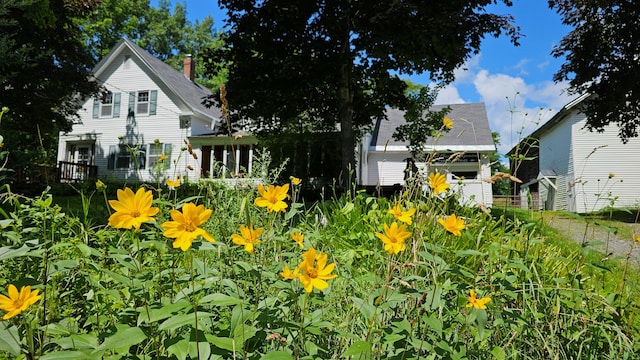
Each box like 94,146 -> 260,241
0,175 -> 637,359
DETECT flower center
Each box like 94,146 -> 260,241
185,223 -> 196,232
131,210 -> 141,218
307,267 -> 318,279
11,298 -> 24,309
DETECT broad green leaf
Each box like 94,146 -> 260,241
0,241 -> 44,261
0,218 -> 13,228
341,202 -> 355,214
208,335 -> 236,352
166,338 -> 189,360
94,326 -> 147,352
158,312 -> 213,331
0,324 -> 21,356
262,351 -> 295,360
351,296 -> 375,321
455,249 -> 485,257
54,334 -> 99,350
492,346 -> 506,360
199,293 -> 243,306
41,351 -> 102,360
137,300 -> 191,325
341,340 -> 371,357
233,325 -> 257,343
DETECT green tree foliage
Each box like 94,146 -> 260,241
550,0 -> 640,142
204,1 -> 520,186
77,0 -> 225,88
0,0 -> 101,175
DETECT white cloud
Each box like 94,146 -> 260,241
435,86 -> 465,104
415,54 -> 575,157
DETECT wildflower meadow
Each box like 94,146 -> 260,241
0,111 -> 639,359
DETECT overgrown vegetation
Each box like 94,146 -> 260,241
0,166 -> 638,359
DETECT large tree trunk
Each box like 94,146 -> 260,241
338,63 -> 355,192
337,3 -> 355,193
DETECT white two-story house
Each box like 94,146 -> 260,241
57,38 -> 258,184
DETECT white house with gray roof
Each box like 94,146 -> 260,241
57,38 -> 258,184
358,103 -> 495,207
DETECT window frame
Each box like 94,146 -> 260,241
136,90 -> 150,115
148,143 -> 172,170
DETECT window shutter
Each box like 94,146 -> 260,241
107,145 -> 116,170
128,92 -> 135,116
92,99 -> 99,118
137,145 -> 146,169
149,90 -> 157,115
163,143 -> 172,170
113,93 -> 121,118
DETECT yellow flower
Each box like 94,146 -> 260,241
465,290 -> 491,310
387,203 -> 416,225
159,153 -> 167,161
231,225 -> 264,254
254,183 -> 289,212
280,265 -> 299,280
290,176 -> 302,186
428,172 -> 450,195
166,175 -> 182,188
0,284 -> 42,320
635,236 -> 640,242
438,213 -> 465,236
290,231 -> 304,248
443,117 -> 453,129
375,221 -> 411,254
108,187 -> 159,229
95,179 -> 107,192
608,173 -> 615,179
297,247 -> 337,293
162,203 -> 215,251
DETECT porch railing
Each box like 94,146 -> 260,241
57,161 -> 98,183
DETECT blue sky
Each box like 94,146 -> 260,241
169,1 -> 576,155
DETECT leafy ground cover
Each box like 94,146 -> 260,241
0,176 -> 638,359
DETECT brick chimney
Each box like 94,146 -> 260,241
183,54 -> 195,81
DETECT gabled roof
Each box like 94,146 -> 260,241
92,38 -> 221,121
525,93 -> 589,141
507,93 -> 589,156
369,102 -> 495,151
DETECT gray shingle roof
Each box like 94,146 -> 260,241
94,38 -> 221,120
369,102 -> 494,149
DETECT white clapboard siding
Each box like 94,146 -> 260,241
571,116 -> 640,213
530,100 -> 640,213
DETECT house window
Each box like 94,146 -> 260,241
101,93 -> 113,117
116,145 -> 132,169
148,143 -> 172,170
452,171 -> 478,180
128,90 -> 157,116
137,91 -> 149,114
107,144 -> 146,170
93,92 -> 121,118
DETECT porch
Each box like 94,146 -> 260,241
58,161 -> 98,183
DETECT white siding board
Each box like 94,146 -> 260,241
570,116 -> 640,212
539,113 -> 573,210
